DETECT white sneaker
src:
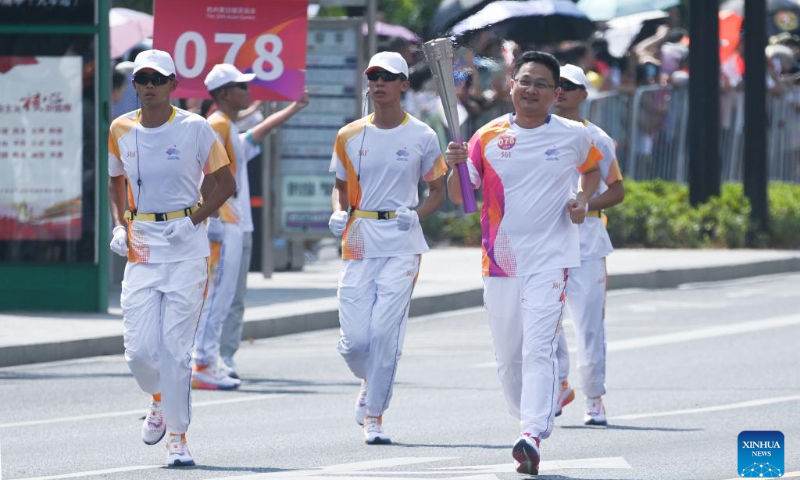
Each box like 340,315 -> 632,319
166,434 -> 195,467
363,415 -> 391,445
354,380 -> 367,425
512,434 -> 541,475
584,397 -> 607,426
191,364 -> 241,390
555,381 -> 575,417
141,400 -> 166,445
218,356 -> 239,380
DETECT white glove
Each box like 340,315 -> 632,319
328,210 -> 349,236
207,217 -> 224,242
395,207 -> 418,231
109,225 -> 128,257
163,217 -> 199,245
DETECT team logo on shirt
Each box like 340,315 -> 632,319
497,133 -> 516,150
545,147 -> 560,161
395,147 -> 409,162
166,146 -> 181,160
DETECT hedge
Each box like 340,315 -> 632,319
421,181 -> 800,249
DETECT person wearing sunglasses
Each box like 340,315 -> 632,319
192,64 -> 309,389
107,49 -> 236,467
552,64 -> 625,428
328,51 -> 447,445
445,52 -> 602,476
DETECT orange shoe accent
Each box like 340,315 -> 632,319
168,433 -> 186,442
152,393 -> 161,402
193,364 -> 209,372
561,382 -> 575,408
364,415 -> 382,424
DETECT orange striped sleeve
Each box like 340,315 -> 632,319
334,119 -> 368,210
203,140 -> 229,174
577,144 -> 602,173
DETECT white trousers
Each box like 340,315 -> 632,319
484,269 -> 567,440
337,254 -> 420,417
194,222 -> 243,366
220,231 -> 252,360
121,258 -> 208,434
556,258 -> 607,399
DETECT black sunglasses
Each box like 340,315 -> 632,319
558,81 -> 585,92
133,73 -> 174,86
224,82 -> 249,91
366,71 -> 404,82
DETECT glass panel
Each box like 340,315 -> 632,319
0,34 -> 97,263
0,0 -> 95,26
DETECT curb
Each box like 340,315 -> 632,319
2,258 -> 799,368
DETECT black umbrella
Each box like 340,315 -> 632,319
721,0 -> 800,36
449,0 -> 595,46
428,0 -> 495,38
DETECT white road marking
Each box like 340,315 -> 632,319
11,465 -> 163,480
205,457 -> 457,480
474,314 -> 800,368
0,393 -> 286,429
202,456 -> 629,479
606,314 -> 800,352
435,456 -> 631,473
611,394 -> 800,421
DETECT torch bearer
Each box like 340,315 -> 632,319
423,38 -> 478,214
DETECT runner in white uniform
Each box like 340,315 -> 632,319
552,64 -> 625,426
445,52 -> 602,476
191,65 -> 308,388
328,52 -> 446,445
108,50 -> 235,467
208,66 -> 309,380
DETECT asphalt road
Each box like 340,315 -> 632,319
1,273 -> 799,480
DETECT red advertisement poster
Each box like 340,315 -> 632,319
0,56 -> 83,241
153,0 -> 308,101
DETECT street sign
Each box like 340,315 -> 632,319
153,0 -> 308,101
275,19 -> 363,237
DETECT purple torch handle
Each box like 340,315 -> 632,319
457,163 -> 476,212
451,134 -> 477,213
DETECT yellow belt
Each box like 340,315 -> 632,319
350,208 -> 397,220
125,203 -> 201,222
587,210 -> 602,218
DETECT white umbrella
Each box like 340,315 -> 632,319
603,10 -> 669,58
577,0 -> 680,22
110,8 -> 153,59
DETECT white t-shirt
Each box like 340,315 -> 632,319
208,111 -> 261,232
329,113 -> 447,259
108,106 -> 229,263
466,114 -> 602,277
573,120 -> 623,261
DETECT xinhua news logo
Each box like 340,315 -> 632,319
739,431 -> 784,477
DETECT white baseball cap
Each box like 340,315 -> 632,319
364,51 -> 409,78
559,63 -> 589,89
133,49 -> 175,77
204,64 -> 256,91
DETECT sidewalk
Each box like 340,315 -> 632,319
1,247 -> 799,368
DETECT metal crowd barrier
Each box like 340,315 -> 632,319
582,85 -> 800,184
